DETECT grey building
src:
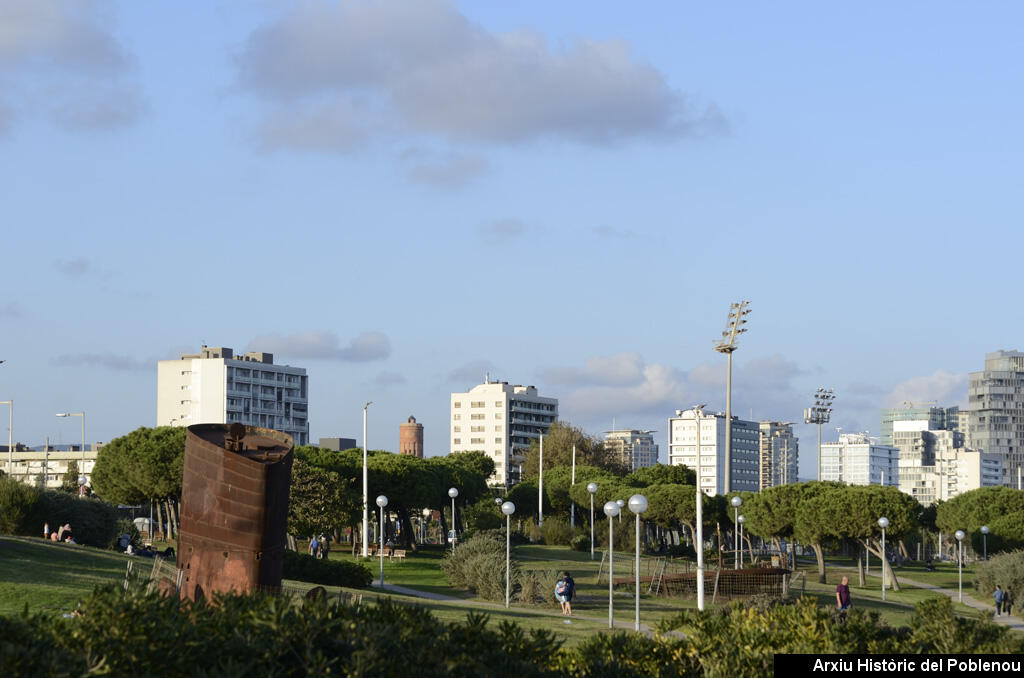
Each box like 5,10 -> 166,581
968,350 -> 1024,487
880,405 -> 961,446
758,422 -> 799,489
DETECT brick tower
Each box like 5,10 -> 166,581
399,416 -> 424,458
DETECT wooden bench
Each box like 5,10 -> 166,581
391,549 -> 406,562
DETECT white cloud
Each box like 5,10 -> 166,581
248,331 -> 391,362
882,369 -> 968,408
52,353 -> 149,371
0,0 -> 142,133
237,0 -> 722,152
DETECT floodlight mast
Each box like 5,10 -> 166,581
804,388 -> 836,480
713,300 -> 751,495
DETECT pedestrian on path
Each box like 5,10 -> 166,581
994,585 -> 1005,615
555,572 -> 575,616
836,576 -> 852,611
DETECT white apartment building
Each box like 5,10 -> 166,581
2,445 -> 99,490
450,380 -> 558,487
668,408 -> 759,495
894,419 -> 1002,504
820,433 -> 899,486
758,422 -> 799,489
968,349 -> 1024,487
603,429 -> 659,471
157,346 -> 309,445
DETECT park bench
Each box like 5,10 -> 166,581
391,549 -> 406,562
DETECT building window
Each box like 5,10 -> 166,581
494,425 -> 502,432
471,426 -> 485,432
495,401 -> 503,407
453,414 -> 461,420
471,438 -> 485,444
471,401 -> 485,408
453,438 -> 461,445
453,426 -> 461,432
494,413 -> 502,420
453,402 -> 461,408
495,438 -> 502,444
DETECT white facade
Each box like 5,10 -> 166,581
3,446 -> 99,490
894,419 -> 1002,503
758,422 -> 799,489
968,350 -> 1024,487
450,380 -> 558,487
157,346 -> 309,445
668,408 -> 759,495
603,430 -> 659,471
820,433 -> 899,487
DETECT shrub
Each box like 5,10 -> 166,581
570,534 -> 590,552
517,568 -> 562,606
975,549 -> 1024,612
0,477 -> 41,534
541,518 -> 572,546
442,533 -> 518,601
282,550 -> 372,588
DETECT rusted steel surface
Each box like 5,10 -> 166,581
178,424 -> 293,600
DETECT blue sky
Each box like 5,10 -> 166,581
2,1 -> 1021,479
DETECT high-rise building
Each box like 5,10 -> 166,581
968,350 -> 1024,487
450,380 -> 558,487
757,422 -> 799,489
603,430 -> 659,470
668,408 -> 759,495
157,346 -> 309,445
894,419 -> 1002,504
820,433 -> 899,487
880,405 -> 961,446
400,416 -> 424,458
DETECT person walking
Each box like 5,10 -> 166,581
555,571 -> 576,616
994,585 -> 1005,615
836,575 -> 852,611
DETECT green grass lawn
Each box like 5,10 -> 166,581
0,536 -> 131,616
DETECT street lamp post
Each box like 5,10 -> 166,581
603,500 -> 620,629
570,444 -> 576,535
587,482 -> 598,561
55,412 -> 85,466
714,301 -> 751,496
538,434 -> 544,527
362,402 -> 372,557
693,404 -> 706,611
731,496 -> 743,570
501,501 -> 515,608
1,400 -> 11,476
77,475 -> 87,498
981,525 -> 989,561
738,515 -> 745,568
616,499 -> 624,523
878,517 -> 889,601
448,487 -> 459,551
955,530 -> 966,602
628,494 -> 648,631
804,389 -> 835,481
376,495 -> 388,585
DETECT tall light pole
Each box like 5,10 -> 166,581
693,404 -> 707,611
502,501 -> 515,608
570,444 -> 576,535
804,389 -> 835,481
587,482 -> 598,560
955,529 -> 966,602
981,525 -> 989,561
714,301 -> 751,495
362,402 -> 372,557
738,515 -> 745,568
538,433 -> 544,527
731,496 -> 743,570
603,500 -> 620,629
448,486 -> 459,550
376,495 -> 388,585
878,517 -> 889,601
1,400 -> 11,475
55,412 -> 85,466
628,494 -> 648,631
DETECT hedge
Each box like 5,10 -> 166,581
0,477 -> 119,547
282,550 -> 373,588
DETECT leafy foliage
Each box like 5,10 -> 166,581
521,422 -> 628,479
90,426 -> 186,504
442,533 -> 518,602
281,550 -> 372,588
0,477 -> 118,547
936,487 -> 1024,553
974,549 -> 1024,611
287,458 -> 358,539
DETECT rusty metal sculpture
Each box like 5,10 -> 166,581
178,423 -> 293,600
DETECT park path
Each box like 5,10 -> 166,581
371,582 -> 663,634
821,560 -> 1024,632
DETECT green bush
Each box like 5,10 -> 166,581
541,517 -> 572,546
517,568 -> 562,606
0,586 -> 564,677
974,549 -> 1024,612
0,477 -> 41,534
570,534 -> 590,552
0,478 -> 118,547
442,534 -> 519,601
282,550 -> 372,588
